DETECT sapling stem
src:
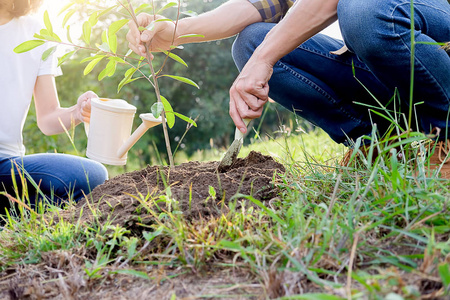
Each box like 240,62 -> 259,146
125,0 -> 175,168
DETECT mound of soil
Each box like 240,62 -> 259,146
62,151 -> 285,228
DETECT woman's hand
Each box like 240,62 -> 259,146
76,91 -> 97,123
126,13 -> 177,58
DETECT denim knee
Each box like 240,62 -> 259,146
337,0 -> 394,56
232,23 -> 273,71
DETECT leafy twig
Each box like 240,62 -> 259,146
125,0 -> 175,167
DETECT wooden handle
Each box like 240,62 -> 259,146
234,118 -> 251,140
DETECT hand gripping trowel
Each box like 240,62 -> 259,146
217,118 -> 251,172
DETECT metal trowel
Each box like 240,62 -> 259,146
217,118 -> 251,172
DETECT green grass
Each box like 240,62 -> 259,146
1,125 -> 449,299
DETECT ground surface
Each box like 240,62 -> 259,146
66,151 -> 284,228
0,152 -> 285,299
0,151 -> 447,299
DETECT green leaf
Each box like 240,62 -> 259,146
43,11 -> 53,35
108,33 -> 117,54
98,6 -> 117,19
51,32 -> 62,43
151,102 -> 164,119
42,46 -> 57,61
162,51 -> 187,67
160,75 -> 199,89
38,29 -> 56,41
156,2 -> 177,14
109,19 -> 129,36
160,96 -> 175,128
208,186 -> 216,198
125,67 -> 136,78
118,77 -> 139,93
178,34 -> 204,39
62,9 -> 76,28
82,21 -> 92,45
135,3 -> 152,14
98,68 -> 109,81
125,49 -> 133,58
33,33 -> 45,39
173,112 -> 197,127
154,18 -> 173,23
66,25 -> 73,44
88,11 -> 99,27
36,28 -> 61,42
111,269 -> 150,280
57,50 -> 76,67
14,40 -> 45,53
107,60 -> 117,76
143,228 -> 163,243
217,240 -> 243,251
83,56 -> 103,75
438,263 -> 450,287
118,71 -> 138,93
101,30 -> 108,45
97,42 -> 110,53
98,60 -> 116,81
108,56 -> 126,64
58,2 -> 75,15
80,55 -> 105,64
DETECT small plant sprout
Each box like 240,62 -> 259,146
205,185 -> 217,205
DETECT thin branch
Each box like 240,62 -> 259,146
126,0 -> 174,167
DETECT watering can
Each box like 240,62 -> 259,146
85,98 -> 162,165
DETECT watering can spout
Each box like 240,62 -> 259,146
116,113 -> 163,158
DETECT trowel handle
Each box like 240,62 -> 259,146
234,118 -> 251,141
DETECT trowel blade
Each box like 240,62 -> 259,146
217,138 -> 243,172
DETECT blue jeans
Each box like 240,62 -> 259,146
0,153 -> 108,209
232,0 -> 450,145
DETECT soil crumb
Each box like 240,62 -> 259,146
61,151 -> 285,228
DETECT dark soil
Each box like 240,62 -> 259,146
0,152 -> 285,300
61,151 -> 285,228
1,152 -> 448,299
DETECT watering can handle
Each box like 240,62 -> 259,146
84,122 -> 90,136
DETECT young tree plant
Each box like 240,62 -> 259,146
15,0 -> 202,168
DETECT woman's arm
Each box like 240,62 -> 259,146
33,75 -> 94,136
229,0 -> 339,133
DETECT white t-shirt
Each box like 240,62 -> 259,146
0,15 -> 61,157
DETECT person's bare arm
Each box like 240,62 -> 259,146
127,0 -> 262,56
229,0 -> 339,133
33,75 -> 94,136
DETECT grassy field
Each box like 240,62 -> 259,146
0,128 -> 449,299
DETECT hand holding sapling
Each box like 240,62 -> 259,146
126,13 -> 177,57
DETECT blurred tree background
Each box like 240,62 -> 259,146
23,0 -> 298,173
